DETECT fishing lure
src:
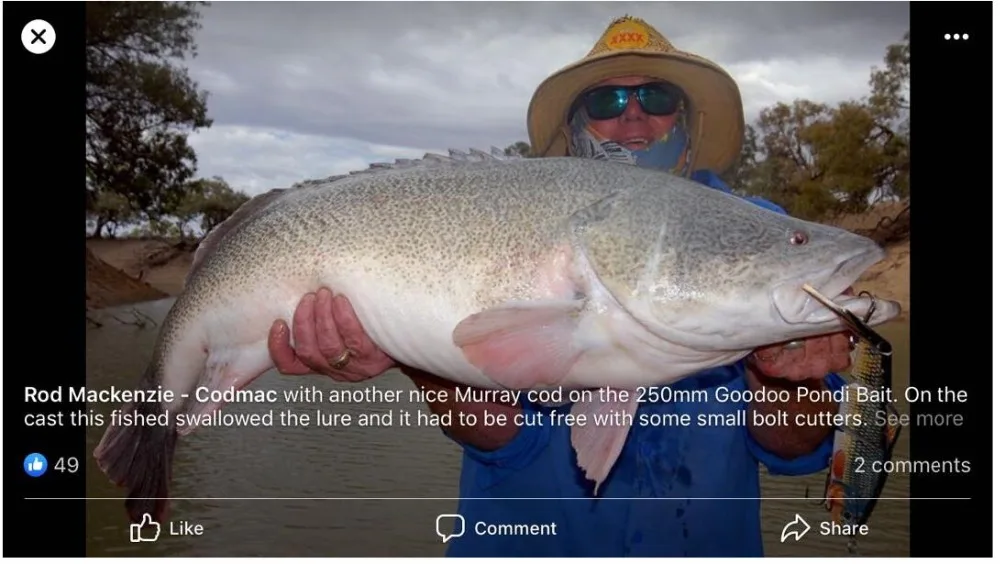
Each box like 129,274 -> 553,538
802,284 -> 904,555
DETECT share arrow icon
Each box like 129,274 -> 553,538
780,514 -> 811,543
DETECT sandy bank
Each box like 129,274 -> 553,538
86,246 -> 170,310
87,237 -> 194,301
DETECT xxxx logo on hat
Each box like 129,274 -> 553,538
602,18 -> 651,50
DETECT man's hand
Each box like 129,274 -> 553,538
744,332 -> 847,458
749,285 -> 860,381
743,284 -> 860,459
747,332 -> 852,381
267,289 -> 520,452
268,288 -> 396,381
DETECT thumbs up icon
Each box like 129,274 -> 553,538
129,513 -> 161,543
23,453 -> 48,477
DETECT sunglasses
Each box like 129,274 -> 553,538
576,82 -> 683,121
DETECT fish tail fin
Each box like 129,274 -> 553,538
93,364 -> 179,524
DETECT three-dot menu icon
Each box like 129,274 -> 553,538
944,33 -> 970,40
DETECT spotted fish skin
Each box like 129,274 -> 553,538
93,148 -> 901,524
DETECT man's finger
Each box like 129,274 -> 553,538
268,321 -> 312,375
774,346 -> 808,377
830,353 -> 852,373
752,344 -> 786,375
830,332 -> 852,356
801,337 -> 833,379
807,355 -> 832,379
314,288 -> 347,361
806,336 -> 832,358
783,365 -> 809,381
292,293 -> 326,366
331,294 -> 373,357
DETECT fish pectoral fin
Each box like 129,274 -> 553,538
177,342 -> 273,435
452,299 -> 585,389
569,390 -> 640,495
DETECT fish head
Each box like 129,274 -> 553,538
644,207 -> 900,350
576,179 -> 901,353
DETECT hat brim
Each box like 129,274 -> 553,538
527,50 -> 744,174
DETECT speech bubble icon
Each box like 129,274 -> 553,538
436,513 -> 466,543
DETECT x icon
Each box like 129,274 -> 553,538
21,20 -> 56,54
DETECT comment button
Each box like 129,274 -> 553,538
436,513 -> 466,543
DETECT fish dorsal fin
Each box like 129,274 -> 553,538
187,147 -> 525,286
290,146 -> 524,188
186,187 -> 289,287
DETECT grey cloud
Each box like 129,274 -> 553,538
184,2 -> 909,151
193,2 -> 908,59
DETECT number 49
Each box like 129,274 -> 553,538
55,457 -> 79,473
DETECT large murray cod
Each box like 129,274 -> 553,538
94,149 -> 900,522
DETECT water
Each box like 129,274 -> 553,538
84,299 -> 910,557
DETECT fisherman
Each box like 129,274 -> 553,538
268,15 -> 851,557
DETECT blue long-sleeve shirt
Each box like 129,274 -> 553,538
443,170 -> 845,557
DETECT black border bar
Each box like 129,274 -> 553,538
2,1 -> 994,558
5,2 -> 87,557
909,2 -> 992,558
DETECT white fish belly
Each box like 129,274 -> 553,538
166,281 -> 320,422
333,278 -> 503,390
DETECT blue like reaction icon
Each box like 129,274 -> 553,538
24,453 -> 48,477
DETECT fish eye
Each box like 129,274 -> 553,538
789,231 -> 808,246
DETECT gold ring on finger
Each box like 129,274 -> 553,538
329,350 -> 352,370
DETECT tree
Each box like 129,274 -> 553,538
866,31 -> 910,200
735,32 -> 910,220
720,125 -> 762,196
170,177 -> 250,239
504,141 -> 532,157
86,2 -> 213,236
88,191 -> 138,238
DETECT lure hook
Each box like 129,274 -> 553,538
858,291 -> 877,324
848,291 -> 879,348
803,485 -> 830,507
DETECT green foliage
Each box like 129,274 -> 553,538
86,2 -> 213,235
171,177 -> 251,239
728,32 -> 910,221
504,141 -> 533,158
89,190 -> 138,238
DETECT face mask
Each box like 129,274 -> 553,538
567,99 -> 693,177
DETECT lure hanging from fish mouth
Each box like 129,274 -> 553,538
800,284 -> 902,557
802,285 -> 887,351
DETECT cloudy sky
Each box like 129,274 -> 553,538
182,2 -> 910,196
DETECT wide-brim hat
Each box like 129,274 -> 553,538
526,15 -> 744,174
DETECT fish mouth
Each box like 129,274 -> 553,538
771,247 -> 885,325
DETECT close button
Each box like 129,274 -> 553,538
22,19 -> 56,55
